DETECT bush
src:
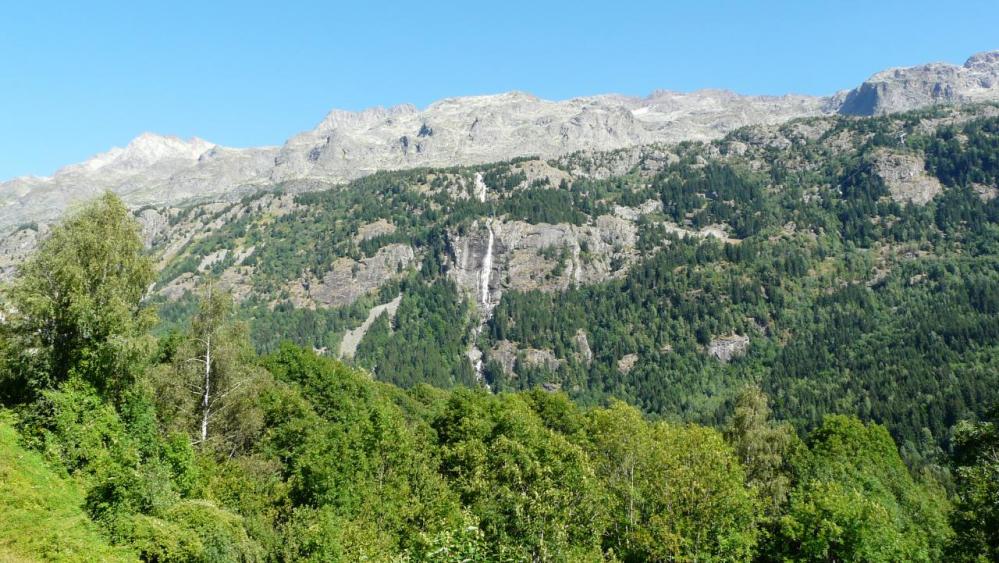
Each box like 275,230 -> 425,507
163,500 -> 263,562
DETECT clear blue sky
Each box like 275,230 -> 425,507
2,0 -> 997,179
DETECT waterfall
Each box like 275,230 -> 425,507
471,172 -> 494,389
480,222 -> 494,308
474,357 -> 485,382
472,219 -> 495,388
475,171 -> 487,203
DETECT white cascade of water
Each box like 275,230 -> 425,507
475,171 -> 487,203
480,222 -> 494,308
471,171 -> 495,389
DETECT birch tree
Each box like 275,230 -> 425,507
0,192 -> 154,403
724,386 -> 802,518
154,283 -> 266,455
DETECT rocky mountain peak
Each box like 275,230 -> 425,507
64,133 -> 216,176
126,133 -> 214,159
315,104 -> 420,133
964,50 -> 999,71
119,134 -> 214,168
429,90 -> 542,109
839,50 -> 999,116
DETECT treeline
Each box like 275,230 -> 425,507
2,194 -> 999,562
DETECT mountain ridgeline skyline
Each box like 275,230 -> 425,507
2,50 -> 998,232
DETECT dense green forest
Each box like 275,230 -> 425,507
486,113 -> 999,452
149,106 -> 999,469
3,104 -> 999,560
1,191 -> 998,561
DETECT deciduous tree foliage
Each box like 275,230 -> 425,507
585,400 -> 759,561
948,406 -> 999,561
725,386 -> 802,519
150,283 -> 269,456
0,192 -> 155,401
433,389 -> 608,560
776,416 -> 951,562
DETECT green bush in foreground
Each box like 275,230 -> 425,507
0,416 -> 135,562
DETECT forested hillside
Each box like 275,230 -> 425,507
1,103 -> 999,561
139,103 -> 999,464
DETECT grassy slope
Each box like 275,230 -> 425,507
0,418 -> 135,562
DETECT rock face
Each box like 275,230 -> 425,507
0,226 -> 43,280
3,50 -> 998,235
574,329 -> 593,366
137,208 -> 170,247
838,51 -> 999,116
270,90 -> 825,185
617,353 -> 639,374
708,334 -> 750,363
448,221 -> 505,310
447,216 -> 639,308
289,244 -> 415,309
486,340 -> 562,378
872,149 -> 943,204
0,134 -> 277,231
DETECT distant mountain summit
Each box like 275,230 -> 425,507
838,51 -> 999,115
0,133 -> 276,230
2,50 -> 998,231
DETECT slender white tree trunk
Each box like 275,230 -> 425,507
201,334 -> 211,444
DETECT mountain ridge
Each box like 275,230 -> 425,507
2,50 -> 998,232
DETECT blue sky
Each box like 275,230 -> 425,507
2,0 -> 997,179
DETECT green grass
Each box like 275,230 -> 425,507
0,415 -> 136,562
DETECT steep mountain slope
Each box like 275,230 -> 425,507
119,102 -> 999,462
3,51 -> 998,234
270,90 -> 824,184
0,134 -> 277,230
